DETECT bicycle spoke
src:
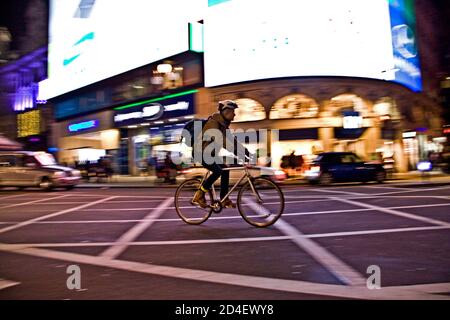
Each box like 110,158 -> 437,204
175,179 -> 212,225
237,177 -> 284,227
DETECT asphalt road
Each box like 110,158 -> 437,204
0,182 -> 449,300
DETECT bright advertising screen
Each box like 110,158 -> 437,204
44,0 -> 204,99
204,0 -> 422,91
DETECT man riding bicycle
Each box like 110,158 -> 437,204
191,100 -> 252,209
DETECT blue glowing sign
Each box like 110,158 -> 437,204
389,0 -> 422,92
68,119 -> 99,132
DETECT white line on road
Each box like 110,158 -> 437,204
100,197 -> 173,259
0,195 -> 69,210
2,201 -> 448,225
0,196 -> 117,235
310,188 -> 366,196
306,225 -> 450,239
273,219 -> 367,286
0,279 -> 20,291
242,198 -> 366,286
11,201 -> 107,205
0,245 -> 446,300
393,282 -> 450,294
333,197 -> 450,227
102,199 -> 173,203
6,225 -> 449,249
0,193 -> 33,201
368,185 -> 450,196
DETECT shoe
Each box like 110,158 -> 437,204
222,198 -> 236,209
191,190 -> 208,208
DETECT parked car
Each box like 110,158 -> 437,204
304,152 -> 386,185
0,151 -> 81,190
181,165 -> 287,184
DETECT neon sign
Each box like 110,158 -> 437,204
68,120 -> 99,132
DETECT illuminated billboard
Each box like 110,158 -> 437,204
204,0 -> 422,91
44,0 -> 204,99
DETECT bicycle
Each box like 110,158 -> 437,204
174,164 -> 285,227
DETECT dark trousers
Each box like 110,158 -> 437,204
201,163 -> 229,199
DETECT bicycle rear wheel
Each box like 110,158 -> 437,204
237,177 -> 284,227
175,179 -> 213,225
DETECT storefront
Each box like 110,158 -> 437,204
55,110 -> 120,168
112,90 -> 197,175
205,77 -> 442,173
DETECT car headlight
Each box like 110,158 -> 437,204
72,170 -> 81,177
53,171 -> 66,178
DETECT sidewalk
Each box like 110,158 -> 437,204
76,171 -> 450,188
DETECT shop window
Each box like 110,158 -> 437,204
269,94 -> 318,119
374,97 -> 401,120
233,98 -> 266,123
329,94 -> 369,117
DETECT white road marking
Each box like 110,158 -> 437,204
310,188 -> 366,196
273,219 -> 367,286
0,279 -> 20,291
364,185 -> 415,191
394,282 -> 450,294
333,197 -> 450,227
368,185 -> 450,196
0,195 -> 69,210
241,197 -> 366,286
306,225 -> 450,239
0,244 -> 447,300
100,197 -> 173,259
2,195 -> 446,213
102,199 -> 172,203
2,201 -> 448,225
13,201 -> 105,205
6,225 -> 449,249
0,193 -> 31,200
73,199 -> 339,212
0,196 -> 117,235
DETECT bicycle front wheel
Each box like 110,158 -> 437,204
175,179 -> 213,225
237,177 -> 284,227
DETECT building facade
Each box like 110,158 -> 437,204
201,77 -> 443,173
51,51 -> 205,175
0,46 -> 50,151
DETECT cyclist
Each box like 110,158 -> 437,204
191,100 -> 252,209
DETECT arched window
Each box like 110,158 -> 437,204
232,98 -> 266,123
269,94 -> 319,119
329,94 -> 369,116
373,97 -> 401,120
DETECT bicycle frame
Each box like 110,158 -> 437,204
198,165 -> 263,204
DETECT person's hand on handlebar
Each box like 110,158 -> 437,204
244,152 -> 257,165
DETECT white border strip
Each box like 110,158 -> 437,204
100,197 -> 173,259
0,196 -> 117,235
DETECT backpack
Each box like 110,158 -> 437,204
180,118 -> 209,147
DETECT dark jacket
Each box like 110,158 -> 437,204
200,112 -> 249,163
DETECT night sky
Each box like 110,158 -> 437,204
0,0 -> 30,50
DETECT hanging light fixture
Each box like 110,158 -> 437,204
157,63 -> 172,74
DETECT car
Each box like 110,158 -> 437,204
0,151 -> 81,191
304,152 -> 386,185
181,165 -> 287,185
